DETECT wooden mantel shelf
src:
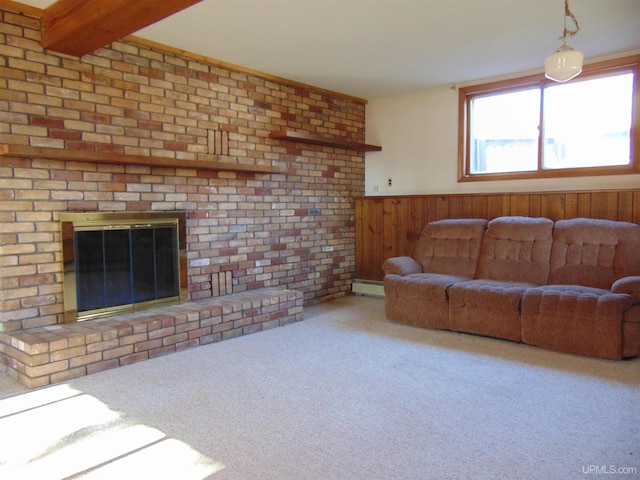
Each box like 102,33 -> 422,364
269,130 -> 381,152
0,144 -> 285,174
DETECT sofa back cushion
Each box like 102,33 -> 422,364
414,219 -> 488,278
549,218 -> 640,289
477,216 -> 554,285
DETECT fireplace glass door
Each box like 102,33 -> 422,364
75,226 -> 179,312
60,212 -> 187,322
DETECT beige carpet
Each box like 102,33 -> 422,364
1,296 -> 639,480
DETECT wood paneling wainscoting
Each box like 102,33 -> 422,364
355,189 -> 640,282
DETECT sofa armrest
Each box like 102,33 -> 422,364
382,256 -> 422,276
612,276 -> 640,301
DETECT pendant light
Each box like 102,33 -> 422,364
544,0 -> 583,82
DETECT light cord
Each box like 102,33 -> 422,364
560,0 -> 580,42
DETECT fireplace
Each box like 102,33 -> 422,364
59,212 -> 188,323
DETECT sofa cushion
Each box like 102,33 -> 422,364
521,284 -> 635,359
549,218 -> 640,289
384,273 -> 470,329
477,216 -> 553,285
414,219 -> 488,278
448,279 -> 533,341
522,284 -> 634,321
387,273 -> 467,302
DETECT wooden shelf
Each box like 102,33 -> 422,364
0,144 -> 286,174
269,130 -> 381,152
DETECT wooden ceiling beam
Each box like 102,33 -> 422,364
41,0 -> 202,57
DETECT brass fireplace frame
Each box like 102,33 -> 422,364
59,211 -> 188,323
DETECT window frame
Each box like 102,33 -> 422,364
458,55 -> 640,182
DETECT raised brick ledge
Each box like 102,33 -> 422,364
0,287 -> 303,389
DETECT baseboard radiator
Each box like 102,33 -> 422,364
352,280 -> 384,297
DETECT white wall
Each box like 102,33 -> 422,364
364,52 -> 640,196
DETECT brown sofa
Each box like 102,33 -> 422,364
383,216 -> 640,360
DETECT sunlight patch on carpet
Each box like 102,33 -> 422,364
0,386 -> 225,479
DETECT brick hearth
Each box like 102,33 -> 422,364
1,287 -> 303,388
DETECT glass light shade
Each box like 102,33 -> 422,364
545,44 -> 583,82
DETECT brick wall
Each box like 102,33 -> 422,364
0,8 -> 365,333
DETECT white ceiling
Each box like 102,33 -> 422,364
15,0 -> 640,100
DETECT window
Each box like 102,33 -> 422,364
458,55 -> 640,181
